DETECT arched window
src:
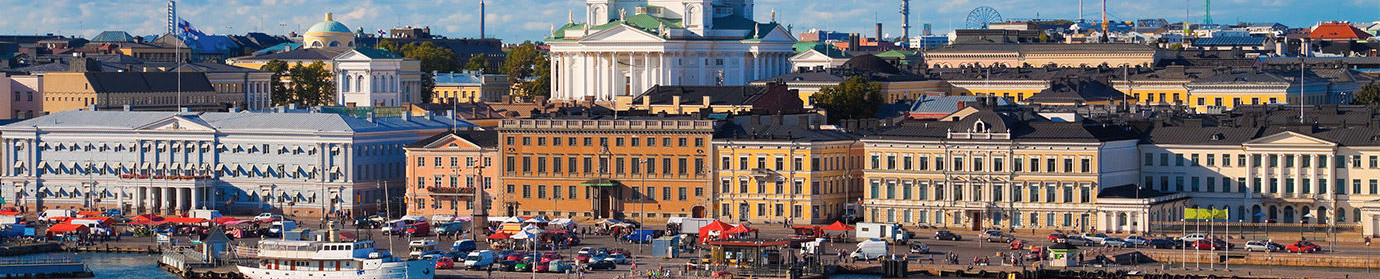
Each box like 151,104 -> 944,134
342,75 -> 351,92
973,120 -> 990,133
310,41 -> 323,47
328,40 -> 341,47
355,75 -> 364,92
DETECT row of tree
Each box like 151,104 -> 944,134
265,40 -> 553,107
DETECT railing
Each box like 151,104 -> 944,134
0,257 -> 80,266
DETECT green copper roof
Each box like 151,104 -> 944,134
354,48 -> 401,59
307,20 -> 351,34
793,42 -> 850,58
875,50 -> 920,58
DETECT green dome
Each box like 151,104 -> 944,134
307,21 -> 350,34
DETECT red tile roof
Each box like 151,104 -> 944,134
1309,22 -> 1373,41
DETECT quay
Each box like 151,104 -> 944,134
0,257 -> 93,278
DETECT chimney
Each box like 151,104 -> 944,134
848,33 -> 860,50
179,107 -> 190,113
702,96 -> 712,108
87,104 -> 97,111
123,105 -> 132,111
401,111 -> 410,121
366,112 -> 376,123
672,95 -> 681,107
875,23 -> 883,44
771,114 -> 784,126
797,115 -> 810,130
446,109 -> 455,119
750,115 -> 763,128
424,111 -> 434,121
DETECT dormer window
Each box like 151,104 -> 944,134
973,120 -> 991,133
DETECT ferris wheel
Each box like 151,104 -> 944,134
965,6 -> 1003,29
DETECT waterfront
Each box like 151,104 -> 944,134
15,252 -> 177,279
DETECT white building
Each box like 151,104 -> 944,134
546,0 -> 797,101
334,49 -> 422,107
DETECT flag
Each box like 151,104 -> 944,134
1212,208 -> 1229,220
177,18 -> 206,41
1183,208 -> 1216,220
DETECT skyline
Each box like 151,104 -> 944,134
0,0 -> 1375,43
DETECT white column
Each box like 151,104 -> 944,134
191,187 -> 200,210
1296,154 -> 1304,197
550,53 -> 559,99
697,52 -> 707,85
583,53 -> 594,100
642,52 -> 651,91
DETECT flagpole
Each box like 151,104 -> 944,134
1181,209 -> 1187,270
1195,214 -> 1200,270
1210,212 -> 1214,271
1226,209 -> 1231,272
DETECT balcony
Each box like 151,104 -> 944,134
118,174 -> 215,181
426,186 -> 477,196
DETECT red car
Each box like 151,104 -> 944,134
506,251 -> 528,262
1286,241 -> 1320,253
1048,233 -> 1066,242
540,252 -> 563,264
1191,239 -> 1224,250
405,221 -> 431,236
435,257 -> 454,269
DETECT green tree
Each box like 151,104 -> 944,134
377,39 -> 401,54
393,42 -> 456,103
503,42 -> 551,99
814,76 -> 883,123
262,59 -> 290,106
463,54 -> 491,73
1353,83 -> 1380,105
284,61 -> 335,106
1168,43 -> 1185,50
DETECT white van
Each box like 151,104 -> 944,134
800,238 -> 826,255
849,239 -> 889,260
854,223 -> 910,244
39,209 -> 75,220
464,250 -> 496,270
409,240 -> 438,258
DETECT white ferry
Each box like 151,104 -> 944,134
236,226 -> 433,279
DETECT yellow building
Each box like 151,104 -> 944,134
713,114 -> 863,224
925,44 -> 1159,68
1184,68 -> 1335,113
754,55 -> 949,108
862,105 -> 1141,231
42,72 -> 221,113
615,83 -> 804,115
432,71 -> 511,103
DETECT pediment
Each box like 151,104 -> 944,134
136,116 -> 216,132
757,25 -> 798,43
425,134 -> 481,150
790,50 -> 831,61
1243,131 -> 1335,147
579,25 -> 666,43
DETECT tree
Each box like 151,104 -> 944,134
503,42 -> 550,99
393,42 -> 456,103
377,39 -> 401,54
1353,83 -> 1380,106
1168,43 -> 1185,50
283,61 -> 335,106
463,54 -> 491,73
263,59 -> 290,106
814,76 -> 883,123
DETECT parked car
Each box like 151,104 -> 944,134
253,213 -> 284,221
1048,233 -> 1067,243
463,250 -> 495,270
540,251 -> 564,264
514,259 -> 535,272
1244,240 -> 1283,252
1100,237 -> 1131,247
506,251 -> 528,262
934,230 -> 962,241
547,259 -> 574,273
585,260 -> 617,271
601,253 -> 627,264
493,260 -> 519,272
1124,236 -> 1151,246
433,222 -> 465,236
982,230 -> 1015,243
435,257 -> 455,269
575,247 -> 593,263
1080,233 -> 1109,243
908,240 -> 930,254
1180,233 -> 1207,243
1148,238 -> 1179,249
1191,239 -> 1223,250
405,221 -> 432,236
1286,241 -> 1320,253
450,239 -> 477,254
1063,236 -> 1093,246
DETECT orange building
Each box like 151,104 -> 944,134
497,117 -> 717,223
403,130 -> 500,219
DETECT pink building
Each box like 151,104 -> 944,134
0,75 -> 41,119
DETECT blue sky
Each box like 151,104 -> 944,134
0,0 -> 1375,43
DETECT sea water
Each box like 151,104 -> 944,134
14,252 -> 179,279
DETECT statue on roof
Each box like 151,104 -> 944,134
771,9 -> 776,23
569,10 -> 574,25
620,8 -> 627,21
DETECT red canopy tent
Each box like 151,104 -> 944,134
724,224 -> 758,235
212,217 -> 239,224
163,217 -> 209,224
131,214 -> 163,223
697,220 -> 735,243
820,221 -> 854,231
47,223 -> 89,234
67,217 -> 114,225
487,232 -> 512,239
76,211 -> 104,217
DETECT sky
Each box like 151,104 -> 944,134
0,0 -> 1376,43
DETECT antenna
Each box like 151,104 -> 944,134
1203,0 -> 1213,25
1101,0 -> 1108,42
1079,0 -> 1084,23
899,0 -> 911,43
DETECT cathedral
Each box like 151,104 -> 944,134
546,0 -> 797,101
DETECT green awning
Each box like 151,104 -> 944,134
580,178 -> 620,187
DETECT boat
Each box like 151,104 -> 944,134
236,222 -> 433,279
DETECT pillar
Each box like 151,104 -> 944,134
1295,153 -> 1304,197
191,187 -> 200,211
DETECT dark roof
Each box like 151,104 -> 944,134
1192,37 -> 1268,47
633,85 -> 769,106
84,72 -> 216,93
240,48 -> 346,61
715,116 -> 859,142
172,62 -> 263,73
872,107 -> 1140,143
840,55 -> 925,81
1024,79 -> 1127,104
909,96 -> 1015,115
1144,105 -> 1380,146
405,129 -> 499,149
1098,184 -> 1175,199
90,31 -> 137,43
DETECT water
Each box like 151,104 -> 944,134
13,252 -> 179,279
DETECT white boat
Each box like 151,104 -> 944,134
236,223 -> 433,279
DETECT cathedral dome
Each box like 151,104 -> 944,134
303,13 -> 355,49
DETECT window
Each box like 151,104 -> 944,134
1175,154 -> 1185,166
1079,158 -> 1090,173
1144,153 -> 1153,166
1190,177 -> 1200,192
1221,154 -> 1230,167
953,157 -> 964,171
1047,158 -> 1056,173
1190,154 -> 1199,166
994,158 -> 1004,172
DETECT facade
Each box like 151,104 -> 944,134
759,55 -> 946,108
546,0 -> 797,101
613,83 -> 803,115
497,117 -> 716,222
333,49 -> 423,107
432,71 -> 511,104
0,110 -> 468,217
861,105 -> 1140,231
172,63 -> 274,110
1,75 -> 42,119
41,72 -> 222,113
789,43 -> 851,70
303,13 -> 357,50
403,130 -> 500,218
712,114 -> 863,224
1184,68 -> 1335,113
924,44 -> 1158,68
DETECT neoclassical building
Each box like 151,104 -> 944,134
0,110 -> 467,217
546,0 -> 797,101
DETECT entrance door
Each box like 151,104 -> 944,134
738,204 -> 749,222
970,212 -> 982,231
691,206 -> 706,218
